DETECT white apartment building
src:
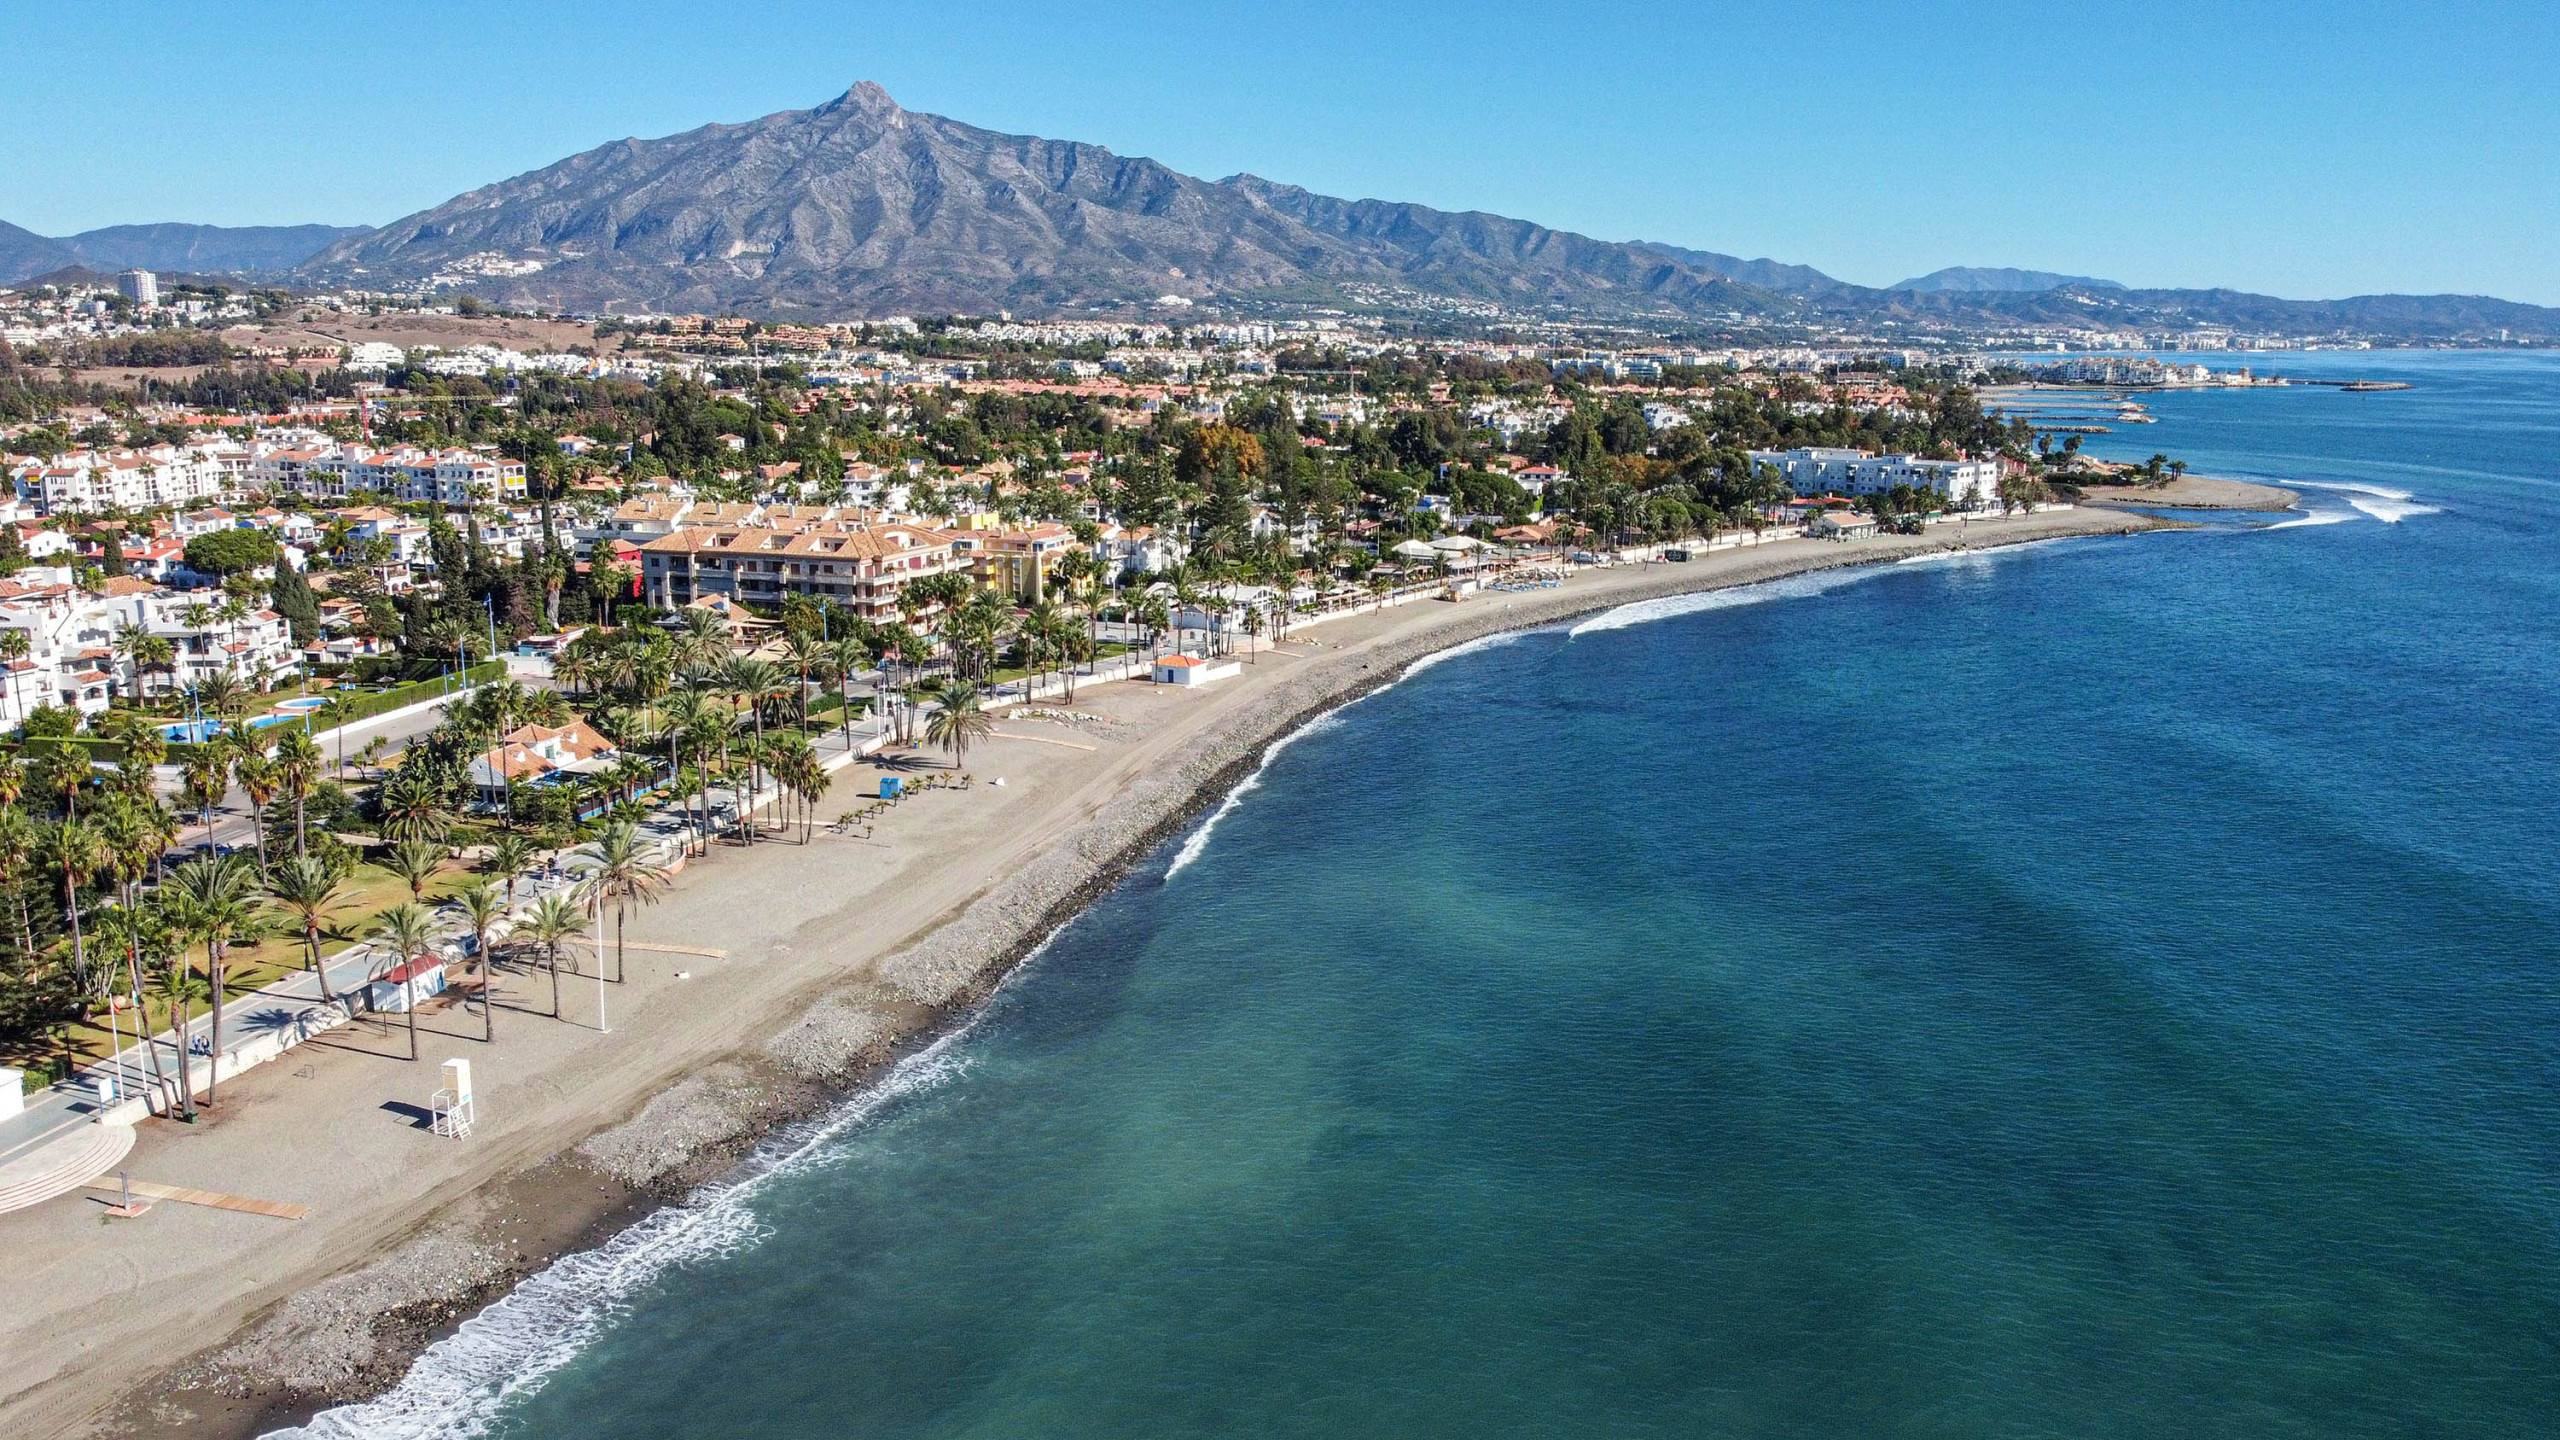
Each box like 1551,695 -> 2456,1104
1748,447 -> 2001,507
0,576 -> 300,722
838,463 -> 914,512
249,441 -> 527,505
10,444 -> 237,514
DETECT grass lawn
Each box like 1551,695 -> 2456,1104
27,851 -> 504,1072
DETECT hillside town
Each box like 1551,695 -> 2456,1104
0,274 -> 2208,752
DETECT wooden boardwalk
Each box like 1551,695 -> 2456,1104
87,1177 -> 307,1221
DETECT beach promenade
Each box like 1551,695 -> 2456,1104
0,507 -> 2164,1440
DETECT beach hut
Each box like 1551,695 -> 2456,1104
368,956 -> 448,1013
1153,654 -> 1240,686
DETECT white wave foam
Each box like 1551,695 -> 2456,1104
1167,631 -> 1538,880
1567,539 -> 2078,638
264,1030 -> 984,1440
1399,629 -> 1525,678
1567,569 -> 1860,637
2294,480 -> 2416,501
2345,496 -> 2441,523
1163,711 -> 1343,880
2266,508 -> 2356,530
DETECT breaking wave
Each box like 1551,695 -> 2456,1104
2345,496 -> 2442,523
1163,711 -> 1345,879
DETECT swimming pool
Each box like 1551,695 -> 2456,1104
160,713 -> 294,743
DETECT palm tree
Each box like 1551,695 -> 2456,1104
234,752 -> 278,877
721,657 -> 790,843
103,709 -> 168,789
454,880 -> 507,1043
671,608 -> 730,675
270,729 -> 324,861
152,955 -> 209,1120
763,732 -> 821,842
99,901 -> 177,1114
520,892 -> 583,1019
484,833 -> 537,905
386,836 -> 445,902
165,853 -> 267,1102
781,631 -> 828,730
367,901 -> 442,1062
40,817 -> 103,1001
571,819 -> 670,984
682,708 -> 728,855
43,752 -> 95,821
112,622 -> 156,700
376,771 -> 453,845
266,854 -> 349,1004
825,634 -> 869,746
1018,598 -> 1062,698
314,695 -> 355,774
552,648 -> 593,703
481,679 -> 532,744
195,671 -> 245,731
179,746 -> 229,848
872,623 -> 923,745
925,683 -> 995,769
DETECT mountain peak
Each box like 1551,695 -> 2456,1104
814,81 -> 902,120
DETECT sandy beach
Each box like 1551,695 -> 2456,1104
0,507 -> 2167,1440
2077,474 -> 2300,510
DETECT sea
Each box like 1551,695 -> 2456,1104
279,350 -> 2560,1439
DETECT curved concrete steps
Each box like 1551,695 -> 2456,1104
0,1122 -> 135,1215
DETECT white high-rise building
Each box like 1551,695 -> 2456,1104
117,269 -> 159,306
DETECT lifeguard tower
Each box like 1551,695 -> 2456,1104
431,1057 -> 477,1139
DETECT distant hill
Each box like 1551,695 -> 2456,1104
0,220 -> 370,285
0,220 -> 78,286
1890,266 -> 2127,293
60,222 -> 371,275
17,264 -> 244,293
1630,241 -> 1849,295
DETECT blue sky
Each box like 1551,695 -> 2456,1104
6,0 -> 2554,303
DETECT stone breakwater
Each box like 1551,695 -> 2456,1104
181,512 -> 2163,1436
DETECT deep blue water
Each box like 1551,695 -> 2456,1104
291,352 -> 2560,1439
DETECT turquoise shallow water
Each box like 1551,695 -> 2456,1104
287,352 -> 2560,1439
